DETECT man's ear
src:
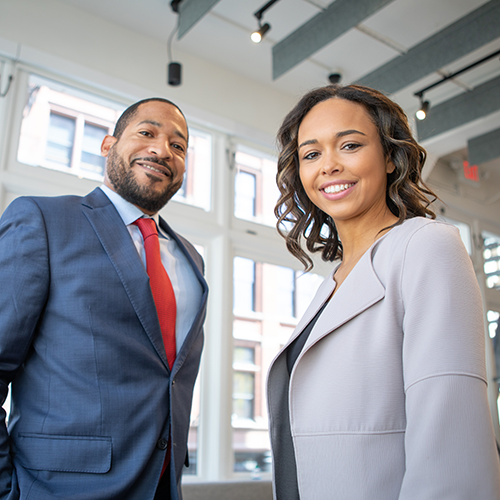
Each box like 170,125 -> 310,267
101,135 -> 117,158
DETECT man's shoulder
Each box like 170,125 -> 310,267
11,188 -> 106,212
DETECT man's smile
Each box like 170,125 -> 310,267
133,158 -> 172,178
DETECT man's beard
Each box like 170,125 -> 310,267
106,147 -> 183,214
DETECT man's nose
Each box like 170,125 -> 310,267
148,139 -> 171,158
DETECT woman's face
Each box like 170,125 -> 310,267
298,98 -> 395,227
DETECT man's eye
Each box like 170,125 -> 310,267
139,131 -> 152,137
173,144 -> 185,152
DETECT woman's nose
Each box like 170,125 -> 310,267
321,153 -> 343,175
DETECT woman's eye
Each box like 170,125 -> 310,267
343,143 -> 361,151
303,151 -> 319,160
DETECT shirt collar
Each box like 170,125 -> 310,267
100,184 -> 160,226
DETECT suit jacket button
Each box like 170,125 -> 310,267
157,438 -> 168,450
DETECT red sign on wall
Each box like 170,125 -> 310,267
463,161 -> 479,182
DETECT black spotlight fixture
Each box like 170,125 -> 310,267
328,73 -> 342,84
251,0 -> 280,43
167,1 -> 182,86
416,99 -> 429,121
168,62 -> 182,86
251,23 -> 271,43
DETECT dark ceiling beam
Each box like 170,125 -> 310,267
178,0 -> 222,39
272,0 -> 395,80
468,127 -> 500,165
416,75 -> 500,142
355,0 -> 500,93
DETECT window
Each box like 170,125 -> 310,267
45,112 -> 76,168
488,310 -> 500,339
233,371 -> 255,420
483,231 -> 500,290
173,128 -> 212,211
17,74 -> 123,181
81,122 -> 108,176
276,266 -> 295,318
234,171 -> 257,218
233,146 -> 279,227
233,257 -> 256,313
232,256 -> 324,473
17,75 -> 213,210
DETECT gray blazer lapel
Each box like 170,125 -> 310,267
81,189 -> 169,368
304,247 -> 385,349
287,271 -> 338,346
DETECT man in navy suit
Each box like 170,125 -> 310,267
0,98 -> 208,499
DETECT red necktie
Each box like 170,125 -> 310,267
133,218 -> 177,369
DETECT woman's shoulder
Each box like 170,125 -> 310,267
372,216 -> 467,275
385,216 -> 461,250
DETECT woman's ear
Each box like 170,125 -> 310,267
386,158 -> 396,174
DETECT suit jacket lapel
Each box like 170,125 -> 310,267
81,189 -> 169,368
158,217 -> 209,372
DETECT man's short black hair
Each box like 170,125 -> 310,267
113,97 -> 187,140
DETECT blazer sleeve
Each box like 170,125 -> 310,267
398,221 -> 500,499
0,197 -> 50,497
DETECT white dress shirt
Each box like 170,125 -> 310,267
100,185 -> 203,353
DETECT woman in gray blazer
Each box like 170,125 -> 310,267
267,85 -> 500,499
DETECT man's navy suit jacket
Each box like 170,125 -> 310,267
0,188 -> 208,500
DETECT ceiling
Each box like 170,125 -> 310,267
57,0 -> 499,103
57,0 -> 500,205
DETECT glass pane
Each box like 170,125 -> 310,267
488,310 -> 500,338
45,113 -> 75,167
276,266 -> 295,318
483,231 -> 500,290
234,346 -> 255,364
232,257 -> 324,474
233,257 -> 255,313
295,272 -> 326,319
172,128 -> 212,211
234,147 -> 279,227
234,171 -> 256,218
18,73 -> 124,180
81,122 -> 108,176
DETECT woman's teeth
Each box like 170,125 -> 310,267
324,183 -> 354,194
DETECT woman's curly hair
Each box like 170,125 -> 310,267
275,84 -> 438,271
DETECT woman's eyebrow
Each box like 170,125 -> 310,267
298,129 -> 366,150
